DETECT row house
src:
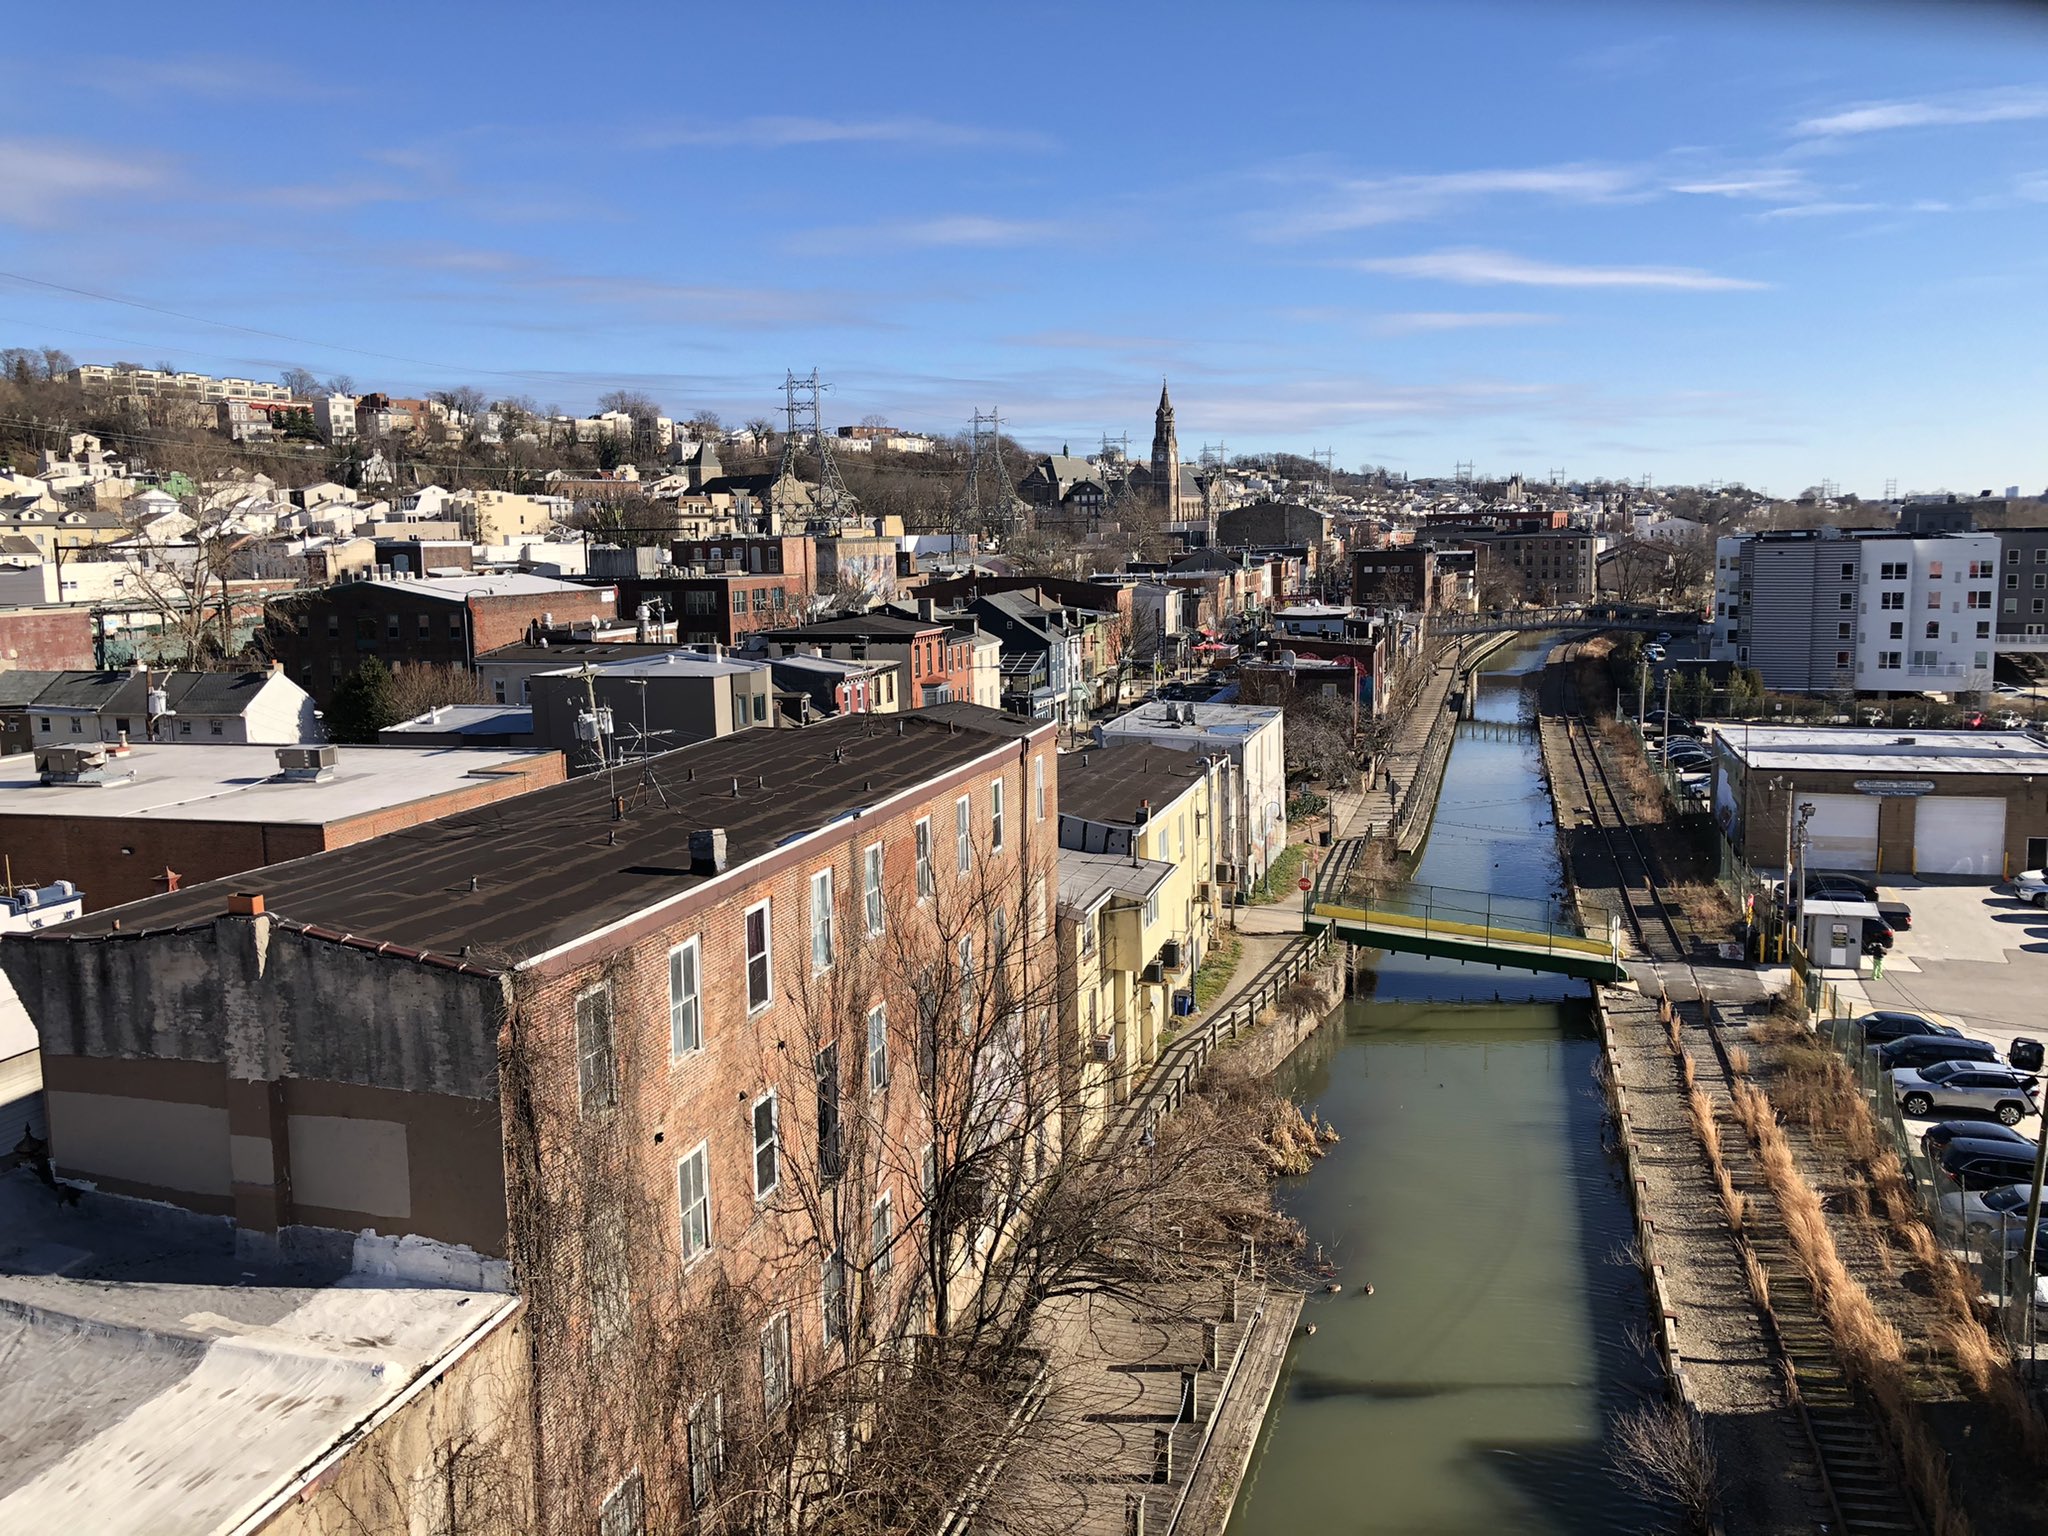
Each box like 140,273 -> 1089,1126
1053,744 -> 1224,1143
751,613 -> 976,710
615,572 -> 810,649
2,707 -> 1059,1534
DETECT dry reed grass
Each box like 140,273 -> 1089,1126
1725,1045 -> 1750,1078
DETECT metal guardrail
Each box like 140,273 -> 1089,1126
1117,926 -> 1334,1146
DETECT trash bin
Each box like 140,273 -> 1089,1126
1319,828 -> 1333,847
1173,989 -> 1197,1017
2011,1037 -> 2044,1073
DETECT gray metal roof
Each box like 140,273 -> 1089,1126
1057,847 -> 1174,914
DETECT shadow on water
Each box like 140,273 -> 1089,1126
1228,640 -> 1669,1535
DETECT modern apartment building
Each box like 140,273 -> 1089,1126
65,363 -> 294,404
1711,529 -> 1997,694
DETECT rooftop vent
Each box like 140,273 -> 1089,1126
276,744 -> 339,782
36,744 -> 132,788
1895,736 -> 1917,746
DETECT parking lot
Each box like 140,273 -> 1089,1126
1835,877 -> 2048,1148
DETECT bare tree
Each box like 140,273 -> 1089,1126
386,662 -> 495,721
279,366 -> 322,398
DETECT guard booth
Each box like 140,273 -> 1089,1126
1802,897 -> 1879,970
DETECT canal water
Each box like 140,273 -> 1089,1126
1228,638 -> 1666,1535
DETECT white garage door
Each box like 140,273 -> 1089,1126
1914,796 -> 2007,878
1805,793 -> 1879,871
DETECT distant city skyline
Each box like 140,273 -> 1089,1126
4,0 -> 2046,496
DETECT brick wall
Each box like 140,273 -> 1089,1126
506,730 -> 1060,1529
0,607 -> 95,669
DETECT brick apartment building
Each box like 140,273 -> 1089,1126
614,572 -> 810,649
267,574 -> 617,702
3,706 -> 1059,1533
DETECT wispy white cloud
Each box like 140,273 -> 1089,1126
1756,200 -> 1885,220
0,136 -> 174,226
1797,88 -> 2048,137
74,52 -> 345,101
639,115 -> 1055,152
1348,248 -> 1768,291
1369,311 -> 1558,335
1669,167 -> 1809,201
1258,163 -> 1640,239
2017,172 -> 2048,204
796,216 -> 1070,254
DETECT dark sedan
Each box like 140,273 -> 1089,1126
1922,1119 -> 2034,1161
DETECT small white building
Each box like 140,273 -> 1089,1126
1095,700 -> 1288,889
25,669 -> 321,747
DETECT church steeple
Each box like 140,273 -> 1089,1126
1149,377 -> 1181,516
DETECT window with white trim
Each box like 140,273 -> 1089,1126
868,1003 -> 889,1091
669,938 -> 701,1056
753,1091 -> 779,1199
990,778 -> 1005,852
677,1143 -> 711,1263
1033,754 -> 1045,820
575,982 -> 617,1115
956,795 -> 973,873
863,842 -> 885,937
872,1192 -> 894,1280
598,1471 -> 645,1536
816,1044 -> 843,1180
745,900 -> 773,1012
959,935 -> 975,1027
822,1250 -> 847,1347
809,868 -> 834,974
1143,890 -> 1159,928
915,817 -> 934,898
761,1313 -> 791,1411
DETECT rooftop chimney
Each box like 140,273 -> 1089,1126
689,827 -> 729,875
228,892 -> 265,916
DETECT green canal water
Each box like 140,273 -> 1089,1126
1227,638 -> 1667,1535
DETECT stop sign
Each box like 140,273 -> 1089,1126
1298,877 -> 1312,891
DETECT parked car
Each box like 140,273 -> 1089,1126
1938,1138 -> 2043,1193
1876,899 -> 1913,932
1994,682 -> 2026,697
1938,1180 -> 2042,1238
1921,1118 -> 2033,1160
1893,1060 -> 2039,1124
1806,872 -> 1879,903
1644,644 -> 1667,663
1962,710 -> 1989,729
1655,631 -> 1673,644
2013,870 -> 2048,907
1875,1034 -> 2003,1073
1857,1010 -> 1958,1047
1662,746 -> 1711,769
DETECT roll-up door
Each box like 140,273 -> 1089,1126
1804,793 -> 1879,871
1913,796 -> 2006,878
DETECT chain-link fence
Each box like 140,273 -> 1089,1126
1811,1006 -> 2048,1359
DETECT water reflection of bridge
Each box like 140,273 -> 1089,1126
1304,860 -> 1625,982
1454,719 -> 1528,745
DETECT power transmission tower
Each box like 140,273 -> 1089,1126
960,407 -> 1027,538
1883,477 -> 1899,501
1548,466 -> 1565,488
1312,448 -> 1335,496
1454,460 -> 1475,487
774,369 -> 856,531
1200,440 -> 1228,471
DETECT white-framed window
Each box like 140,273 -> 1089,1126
598,1470 -> 645,1536
745,900 -> 773,1013
687,1395 -> 724,1508
868,1003 -> 889,1091
677,1142 -> 711,1263
816,1044 -> 843,1180
575,982 -> 617,1114
822,1250 -> 847,1347
809,869 -> 835,974
872,1192 -> 894,1280
753,1091 -> 779,1199
921,1142 -> 937,1204
863,842 -> 885,937
761,1313 -> 791,1411
956,794 -> 973,873
990,778 -> 1005,852
915,817 -> 934,898
958,935 -> 975,1028
1143,891 -> 1159,927
1033,754 -> 1046,820
669,937 -> 701,1056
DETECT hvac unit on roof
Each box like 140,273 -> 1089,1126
276,744 -> 339,782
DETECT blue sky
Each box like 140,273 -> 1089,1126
5,0 -> 2047,494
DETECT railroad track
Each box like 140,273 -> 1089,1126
1549,648 -> 1924,1536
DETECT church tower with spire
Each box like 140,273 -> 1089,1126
1149,379 -> 1181,515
